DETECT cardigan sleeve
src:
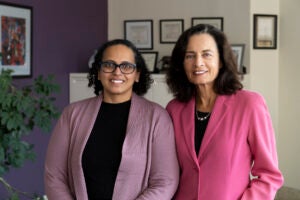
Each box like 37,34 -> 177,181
241,94 -> 284,200
135,109 -> 180,200
44,107 -> 75,200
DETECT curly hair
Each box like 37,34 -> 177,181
166,24 -> 243,102
88,39 -> 153,96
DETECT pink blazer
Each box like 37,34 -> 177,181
45,93 -> 179,200
166,90 -> 283,200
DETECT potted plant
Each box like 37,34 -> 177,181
0,69 -> 60,199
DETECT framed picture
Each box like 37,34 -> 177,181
141,51 -> 158,73
0,2 -> 32,77
253,14 -> 277,49
231,44 -> 245,73
159,19 -> 184,43
191,17 -> 223,31
124,20 -> 153,50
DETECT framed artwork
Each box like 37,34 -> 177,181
141,51 -> 158,73
191,17 -> 223,31
124,20 -> 153,50
0,2 -> 32,77
253,14 -> 277,49
159,19 -> 184,43
231,44 -> 245,73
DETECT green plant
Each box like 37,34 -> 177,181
0,69 -> 60,199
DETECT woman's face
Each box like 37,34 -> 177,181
98,44 -> 140,103
183,33 -> 221,88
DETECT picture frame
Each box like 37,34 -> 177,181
159,19 -> 184,43
253,14 -> 277,49
0,2 -> 32,77
231,44 -> 245,73
124,20 -> 153,50
191,17 -> 223,31
141,51 -> 158,73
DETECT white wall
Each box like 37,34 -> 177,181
250,0 -> 280,135
108,0 -> 300,190
278,0 -> 300,189
108,0 -> 250,70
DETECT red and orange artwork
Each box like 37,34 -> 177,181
1,16 -> 26,66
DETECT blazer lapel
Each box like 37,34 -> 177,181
181,97 -> 199,163
198,95 -> 229,158
121,93 -> 142,149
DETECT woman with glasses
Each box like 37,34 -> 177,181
165,24 -> 283,200
45,39 -> 179,200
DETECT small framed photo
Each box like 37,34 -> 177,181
0,2 -> 33,77
141,51 -> 158,73
159,19 -> 184,43
253,14 -> 277,49
191,17 -> 223,31
124,20 -> 153,50
231,44 -> 245,73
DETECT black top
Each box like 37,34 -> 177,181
82,100 -> 131,200
194,111 -> 210,155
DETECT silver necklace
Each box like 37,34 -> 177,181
196,111 -> 211,121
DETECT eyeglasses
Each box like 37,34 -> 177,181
99,61 -> 136,74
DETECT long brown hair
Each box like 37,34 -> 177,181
166,24 -> 243,102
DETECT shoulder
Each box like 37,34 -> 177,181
62,96 -> 101,116
133,94 -> 168,113
67,96 -> 99,109
236,89 -> 264,99
132,94 -> 171,120
166,98 -> 186,109
166,98 -> 193,114
226,89 -> 266,105
220,90 -> 268,113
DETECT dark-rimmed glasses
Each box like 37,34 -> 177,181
99,61 -> 136,74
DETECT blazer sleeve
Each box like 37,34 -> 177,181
44,107 -> 74,200
136,110 -> 180,200
241,94 -> 284,200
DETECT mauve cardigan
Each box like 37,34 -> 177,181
166,90 -> 284,200
44,93 -> 179,200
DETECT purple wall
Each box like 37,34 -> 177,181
0,0 -> 107,198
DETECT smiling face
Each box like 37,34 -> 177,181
183,33 -> 221,89
98,44 -> 140,103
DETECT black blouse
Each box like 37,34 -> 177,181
82,100 -> 131,200
194,111 -> 210,155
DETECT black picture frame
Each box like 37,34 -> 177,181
253,14 -> 277,49
124,20 -> 153,50
0,2 -> 33,77
141,51 -> 158,73
191,17 -> 223,31
231,44 -> 245,73
159,19 -> 184,44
